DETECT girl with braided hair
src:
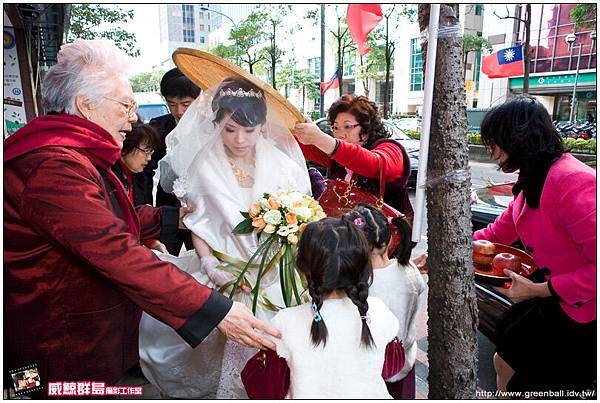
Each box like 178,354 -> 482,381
344,204 -> 427,399
241,217 -> 404,399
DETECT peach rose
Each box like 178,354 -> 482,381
285,212 -> 298,225
287,233 -> 299,244
264,224 -> 277,234
252,217 -> 266,230
248,203 -> 261,218
268,197 -> 280,210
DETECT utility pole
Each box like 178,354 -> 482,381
320,4 -> 325,118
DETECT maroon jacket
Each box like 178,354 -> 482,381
4,115 -> 232,393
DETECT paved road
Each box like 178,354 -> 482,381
408,160 -> 518,396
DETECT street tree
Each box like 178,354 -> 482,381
230,12 -> 267,75
570,4 -> 596,28
417,4 -> 478,399
462,33 -> 492,78
257,5 -> 292,90
210,43 -> 238,65
67,4 -> 140,57
329,6 -> 356,97
275,62 -> 295,98
295,68 -> 320,112
130,70 -> 165,93
355,30 -> 386,99
494,5 -> 532,94
380,5 -> 416,118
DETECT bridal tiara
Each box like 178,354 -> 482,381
218,88 -> 263,99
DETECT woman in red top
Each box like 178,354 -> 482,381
112,122 -> 167,253
294,95 -> 413,219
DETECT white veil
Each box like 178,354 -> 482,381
141,78 -> 311,398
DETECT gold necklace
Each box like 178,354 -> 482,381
228,158 -> 255,186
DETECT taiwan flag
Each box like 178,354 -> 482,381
481,46 -> 524,78
320,70 -> 340,95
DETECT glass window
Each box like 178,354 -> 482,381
410,38 -> 423,91
308,57 -> 321,77
475,5 -> 483,16
343,51 -> 356,77
200,36 -> 205,44
183,29 -> 195,43
474,51 -> 481,90
200,24 -> 205,31
375,79 -> 393,111
182,4 -> 195,27
522,4 -> 597,73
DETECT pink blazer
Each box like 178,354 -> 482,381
474,153 -> 596,323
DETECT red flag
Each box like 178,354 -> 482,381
346,4 -> 383,56
481,46 -> 524,78
320,70 -> 340,95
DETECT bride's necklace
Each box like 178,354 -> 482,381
228,157 -> 255,187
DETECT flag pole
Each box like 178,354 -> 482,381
412,4 -> 440,243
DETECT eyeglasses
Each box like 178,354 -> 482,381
103,96 -> 138,116
134,146 -> 154,156
331,123 -> 361,133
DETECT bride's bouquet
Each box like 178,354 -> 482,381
231,190 -> 327,313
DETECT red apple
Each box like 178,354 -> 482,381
492,253 -> 521,274
473,240 -> 496,265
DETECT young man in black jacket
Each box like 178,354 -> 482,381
138,68 -> 201,255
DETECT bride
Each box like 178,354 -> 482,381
138,76 -> 311,398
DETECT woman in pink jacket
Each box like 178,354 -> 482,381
474,96 -> 596,394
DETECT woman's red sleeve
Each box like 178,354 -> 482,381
242,349 -> 290,399
298,141 -> 332,169
333,141 -> 404,182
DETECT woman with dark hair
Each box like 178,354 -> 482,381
241,217 -> 403,399
140,76 -> 311,398
294,95 -> 413,219
473,95 -> 596,393
112,122 -> 166,252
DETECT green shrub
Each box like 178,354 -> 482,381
309,110 -> 321,121
467,132 -> 483,145
403,129 -> 420,139
564,138 -> 596,154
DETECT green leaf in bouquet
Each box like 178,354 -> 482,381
251,234 -> 278,314
241,211 -> 251,219
232,218 -> 254,234
285,244 -> 302,306
260,294 -> 284,312
229,235 -> 275,299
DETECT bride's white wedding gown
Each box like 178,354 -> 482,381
139,137 -> 310,398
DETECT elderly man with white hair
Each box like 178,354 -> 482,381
4,39 -> 279,397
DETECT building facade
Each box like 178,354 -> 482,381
478,4 -> 596,121
157,4 -> 224,70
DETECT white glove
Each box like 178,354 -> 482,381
199,255 -> 236,288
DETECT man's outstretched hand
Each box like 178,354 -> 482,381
217,302 -> 281,350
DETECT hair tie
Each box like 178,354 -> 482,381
360,314 -> 371,324
311,302 -> 322,322
353,217 -> 365,228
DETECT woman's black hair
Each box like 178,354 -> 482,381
212,76 -> 267,127
327,94 -> 390,148
122,122 -> 160,156
296,217 -> 375,349
479,95 -> 566,208
160,68 -> 201,100
343,204 -> 412,265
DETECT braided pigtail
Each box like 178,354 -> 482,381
346,281 -> 375,348
308,285 -> 328,347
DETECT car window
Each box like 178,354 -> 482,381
137,104 -> 169,123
